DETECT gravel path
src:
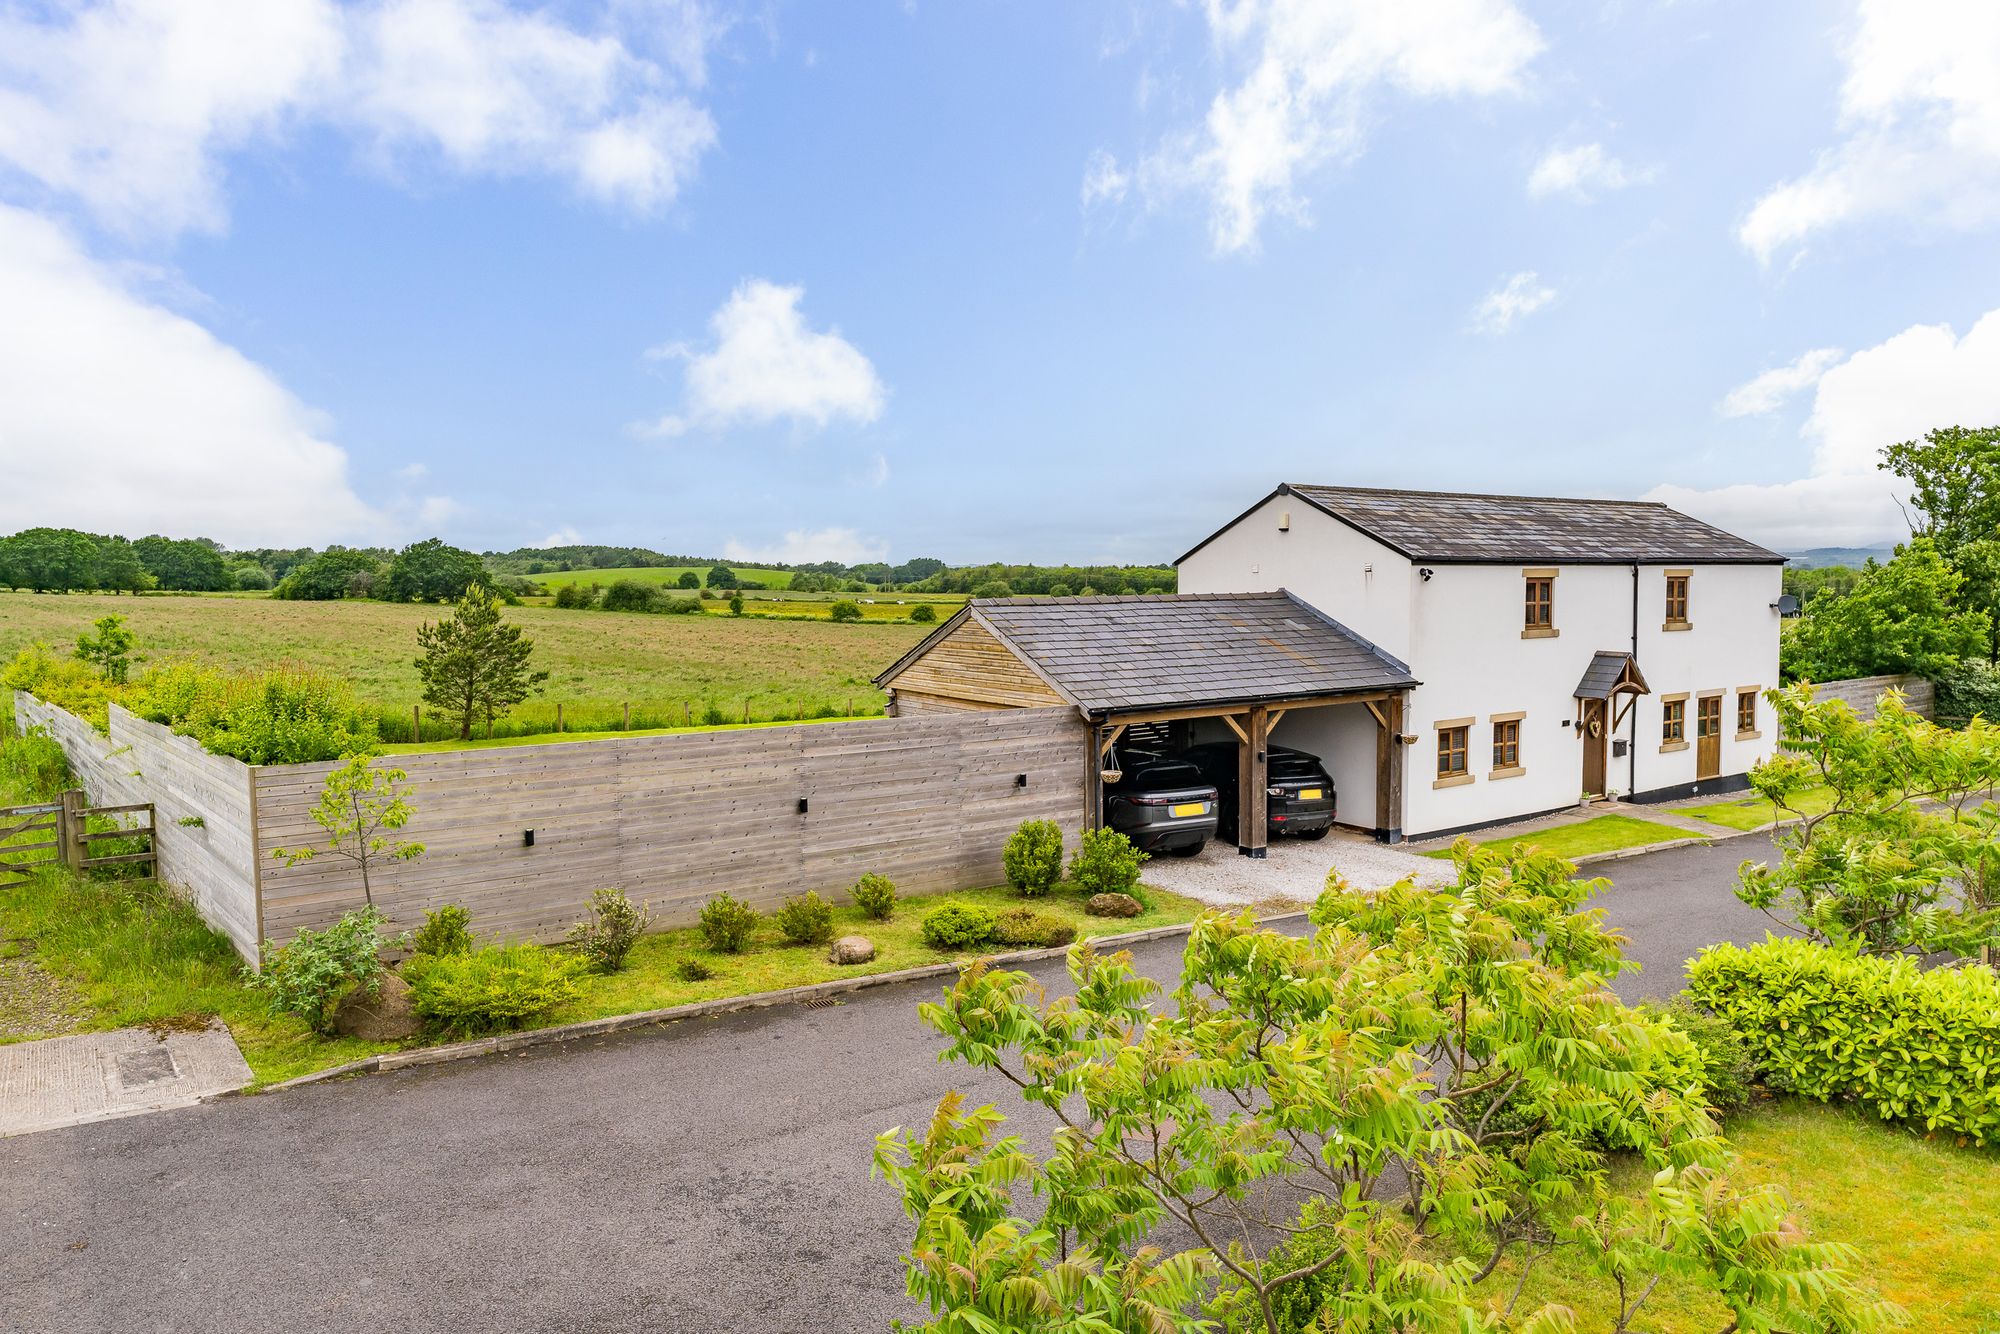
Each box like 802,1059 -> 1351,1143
1142,832 -> 1454,908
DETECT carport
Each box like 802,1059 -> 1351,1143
876,592 -> 1421,851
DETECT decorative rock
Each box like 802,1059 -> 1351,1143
333,971 -> 420,1042
828,935 -> 876,966
1085,892 -> 1144,919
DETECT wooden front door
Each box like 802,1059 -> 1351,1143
1695,695 -> 1722,780
1580,699 -> 1607,797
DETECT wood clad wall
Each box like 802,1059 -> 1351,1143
887,617 -> 1067,709
12,694 -> 261,960
252,707 -> 1087,947
1814,673 -> 1934,720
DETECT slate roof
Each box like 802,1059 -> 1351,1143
1574,650 -> 1651,700
879,592 -> 1418,715
1179,484 -> 1786,566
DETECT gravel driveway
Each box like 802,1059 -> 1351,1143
1142,830 -> 1454,908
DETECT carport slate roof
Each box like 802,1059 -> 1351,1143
883,591 -> 1417,714
1574,650 -> 1650,699
1181,484 -> 1785,565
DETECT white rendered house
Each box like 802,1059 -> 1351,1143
1176,484 -> 1786,841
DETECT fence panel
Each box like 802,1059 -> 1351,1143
1812,674 -> 1934,721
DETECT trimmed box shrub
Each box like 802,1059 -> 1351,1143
775,891 -> 834,946
852,873 -> 896,921
992,907 -> 1075,949
698,893 -> 759,953
1066,827 -> 1146,897
1003,819 -> 1064,897
920,901 -> 997,951
1687,937 -> 2000,1144
404,943 -> 586,1036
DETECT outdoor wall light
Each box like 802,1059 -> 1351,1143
1015,773 -> 1028,787
1419,567 -> 1434,582
523,830 -> 535,847
797,797 -> 809,815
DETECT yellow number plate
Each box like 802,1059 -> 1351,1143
1170,802 -> 1206,818
1299,789 -> 1323,800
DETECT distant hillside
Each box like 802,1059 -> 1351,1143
1783,545 -> 1896,569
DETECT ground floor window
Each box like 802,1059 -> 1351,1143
1737,689 -> 1758,735
1662,698 -> 1686,745
1492,717 -> 1520,770
1437,725 -> 1468,780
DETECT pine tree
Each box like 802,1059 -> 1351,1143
414,587 -> 549,740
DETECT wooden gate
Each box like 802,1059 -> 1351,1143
0,801 -> 62,882
0,791 -> 156,881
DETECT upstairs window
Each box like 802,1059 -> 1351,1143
1522,570 -> 1556,638
1664,571 -> 1691,629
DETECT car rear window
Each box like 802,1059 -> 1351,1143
1133,763 -> 1204,788
1270,754 -> 1324,779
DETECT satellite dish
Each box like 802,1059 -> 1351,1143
1772,593 -> 1801,617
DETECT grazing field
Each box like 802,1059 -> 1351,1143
531,564 -> 795,590
0,590 -> 927,735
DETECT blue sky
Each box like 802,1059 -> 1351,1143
2,1 -> 1998,564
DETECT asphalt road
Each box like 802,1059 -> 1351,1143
1,834 -> 1779,1334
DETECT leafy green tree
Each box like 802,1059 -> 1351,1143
74,614 -> 138,683
383,537 -> 485,603
275,547 -> 386,600
133,535 -> 230,590
1880,424 -> 2000,552
971,580 -> 1012,599
827,599 -> 861,622
1736,683 -> 2000,960
879,848 -> 1896,1334
92,537 -> 153,594
676,570 -> 700,589
414,587 -> 550,740
705,564 -> 739,589
272,757 -> 426,908
1787,538 -> 1988,679
728,593 -> 745,616
0,527 -> 102,591
231,563 -> 273,591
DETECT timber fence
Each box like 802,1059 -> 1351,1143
12,692 -> 1086,963
1811,673 -> 1934,721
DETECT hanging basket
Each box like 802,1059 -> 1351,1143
1099,767 -> 1123,784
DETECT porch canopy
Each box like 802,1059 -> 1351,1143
1574,649 -> 1650,726
879,592 -> 1420,852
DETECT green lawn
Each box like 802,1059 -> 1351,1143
1682,784 -> 1838,831
1425,813 -> 1702,861
1471,1098 -> 2000,1331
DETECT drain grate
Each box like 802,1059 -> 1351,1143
799,996 -> 842,1011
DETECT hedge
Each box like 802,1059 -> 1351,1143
1686,937 -> 2000,1144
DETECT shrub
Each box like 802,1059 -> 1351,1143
0,725 -> 71,802
828,600 -> 863,623
3,642 -> 125,730
552,582 -> 599,610
775,891 -> 834,945
852,872 -> 896,921
674,956 -> 715,982
728,594 -> 745,616
676,571 -> 700,589
1066,827 -> 1145,896
1688,937 -> 2000,1144
698,893 -> 759,953
1935,657 -> 2000,725
920,901 -> 997,951
1002,819 -> 1064,896
404,943 -> 587,1036
992,907 -> 1075,949
909,603 -> 937,623
244,907 -> 390,1036
135,661 -> 378,764
1643,996 -> 1757,1114
566,887 -> 651,972
662,596 -> 705,615
601,580 -> 658,612
410,904 -> 473,958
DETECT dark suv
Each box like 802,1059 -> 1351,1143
1181,743 -> 1335,842
1103,754 -> 1219,857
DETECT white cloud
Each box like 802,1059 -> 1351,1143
1527,141 -> 1653,201
1120,0 -> 1541,253
397,461 -> 430,479
1649,308 -> 2000,546
415,495 -> 462,527
1718,347 -> 1846,417
1080,148 -> 1131,209
534,526 -> 584,548
1472,271 -> 1555,334
0,0 -> 718,236
0,205 -> 384,545
722,527 -> 889,566
647,280 -> 885,436
1740,0 -> 2000,262
860,452 -> 890,487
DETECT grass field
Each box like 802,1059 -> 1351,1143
1426,812 -> 1702,860
1683,784 -> 1838,831
0,589 -> 928,732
